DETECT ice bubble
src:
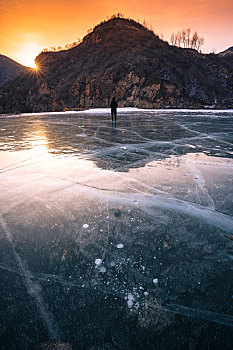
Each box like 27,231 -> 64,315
127,293 -> 134,308
95,259 -> 102,266
99,266 -> 106,273
110,261 -> 115,267
83,224 -> 89,228
128,293 -> 134,300
127,300 -> 133,308
153,278 -> 158,284
116,243 -> 124,249
144,292 -> 149,296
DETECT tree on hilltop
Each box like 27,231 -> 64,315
170,28 -> 204,52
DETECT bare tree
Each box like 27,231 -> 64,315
143,19 -> 148,28
169,28 -> 204,52
187,28 -> 191,48
197,37 -> 204,52
191,31 -> 199,49
182,29 -> 187,48
176,30 -> 182,47
170,32 -> 175,45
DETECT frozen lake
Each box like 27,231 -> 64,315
0,108 -> 233,349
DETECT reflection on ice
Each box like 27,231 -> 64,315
0,109 -> 233,349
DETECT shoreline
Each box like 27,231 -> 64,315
1,107 -> 233,118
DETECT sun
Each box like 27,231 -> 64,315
15,42 -> 41,69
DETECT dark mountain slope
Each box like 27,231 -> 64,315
219,46 -> 233,57
1,17 -> 233,113
0,55 -> 28,84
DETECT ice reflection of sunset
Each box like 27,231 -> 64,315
29,136 -> 48,152
27,124 -> 50,155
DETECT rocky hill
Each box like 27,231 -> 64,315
0,17 -> 233,113
0,55 -> 28,84
219,46 -> 233,57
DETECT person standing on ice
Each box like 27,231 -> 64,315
110,97 -> 118,123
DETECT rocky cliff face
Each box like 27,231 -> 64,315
1,17 -> 233,113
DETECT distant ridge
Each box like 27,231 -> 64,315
0,55 -> 28,84
218,46 -> 233,57
0,16 -> 233,113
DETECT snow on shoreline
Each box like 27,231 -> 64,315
1,107 -> 233,118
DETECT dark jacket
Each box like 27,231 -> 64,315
110,100 -> 118,110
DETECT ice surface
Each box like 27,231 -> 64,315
0,109 -> 233,349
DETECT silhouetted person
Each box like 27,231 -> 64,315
110,97 -> 118,123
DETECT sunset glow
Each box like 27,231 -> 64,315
15,42 -> 41,68
0,0 -> 233,66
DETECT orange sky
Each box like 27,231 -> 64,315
1,0 -> 233,67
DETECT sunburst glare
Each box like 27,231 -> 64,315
15,42 -> 41,68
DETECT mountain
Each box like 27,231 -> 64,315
218,46 -> 233,57
0,55 -> 28,84
0,17 -> 233,113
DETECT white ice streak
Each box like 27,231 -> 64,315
1,260 -> 233,328
164,303 -> 233,328
50,166 -> 233,234
0,214 -> 59,340
186,159 -> 215,210
89,188 -> 233,234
